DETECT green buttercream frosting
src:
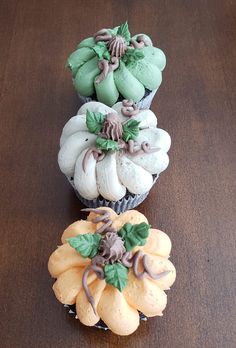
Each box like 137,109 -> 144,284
67,47 -> 95,77
95,71 -> 119,106
78,37 -> 96,49
67,22 -> 166,105
140,46 -> 166,71
127,59 -> 162,90
74,56 -> 100,96
114,61 -> 145,102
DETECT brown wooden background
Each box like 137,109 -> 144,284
0,1 -> 236,347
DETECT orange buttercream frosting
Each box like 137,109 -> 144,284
48,207 -> 176,335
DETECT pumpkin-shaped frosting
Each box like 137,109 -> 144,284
58,100 -> 171,202
67,22 -> 166,106
48,207 -> 176,336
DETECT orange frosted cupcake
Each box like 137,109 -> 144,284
48,207 -> 176,335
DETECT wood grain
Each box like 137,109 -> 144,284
0,1 -> 236,347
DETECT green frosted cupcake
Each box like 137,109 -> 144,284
67,22 -> 166,108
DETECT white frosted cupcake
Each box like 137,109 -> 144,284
48,207 -> 176,335
58,100 -> 171,213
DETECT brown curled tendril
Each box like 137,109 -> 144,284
95,57 -> 120,84
81,208 -> 110,223
143,255 -> 170,280
141,142 -> 161,154
109,56 -> 119,70
96,220 -> 116,234
130,35 -> 152,49
82,250 -> 169,314
125,140 -> 160,156
121,99 -> 139,117
130,38 -> 145,49
136,35 -> 152,46
95,60 -> 110,84
82,147 -> 105,172
94,29 -> 112,42
132,250 -> 146,279
121,251 -> 133,268
82,256 -> 105,315
81,208 -> 115,234
82,208 -> 110,222
130,250 -> 170,280
82,266 -> 96,314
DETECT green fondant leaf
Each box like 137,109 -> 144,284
92,41 -> 111,60
118,222 -> 150,251
122,119 -> 140,142
104,262 -> 128,291
103,50 -> 111,60
117,21 -> 131,43
67,233 -> 101,258
86,110 -> 105,134
95,137 -> 119,151
122,48 -> 145,64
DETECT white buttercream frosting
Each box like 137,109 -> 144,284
58,101 -> 171,201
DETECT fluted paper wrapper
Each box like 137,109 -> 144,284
68,176 -> 158,214
65,304 -> 147,331
77,88 -> 157,110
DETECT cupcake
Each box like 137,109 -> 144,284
58,100 -> 171,213
48,207 -> 176,335
67,22 -> 166,108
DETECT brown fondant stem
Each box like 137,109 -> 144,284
108,35 -> 127,58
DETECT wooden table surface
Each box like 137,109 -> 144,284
1,1 -> 236,347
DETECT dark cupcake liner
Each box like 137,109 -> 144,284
77,88 -> 157,110
67,175 -> 158,214
65,304 -> 147,331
